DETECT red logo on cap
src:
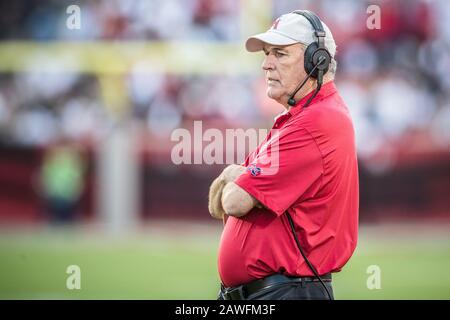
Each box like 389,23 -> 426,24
271,18 -> 281,30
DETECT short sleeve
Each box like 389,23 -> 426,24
234,127 -> 323,216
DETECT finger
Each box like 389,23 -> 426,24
208,178 -> 226,219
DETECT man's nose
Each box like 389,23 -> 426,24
262,54 -> 275,71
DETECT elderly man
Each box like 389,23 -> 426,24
208,10 -> 359,300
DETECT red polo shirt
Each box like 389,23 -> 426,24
218,81 -> 359,287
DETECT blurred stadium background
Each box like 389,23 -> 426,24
0,0 -> 449,299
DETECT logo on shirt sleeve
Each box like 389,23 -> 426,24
247,164 -> 262,177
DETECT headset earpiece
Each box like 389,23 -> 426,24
304,43 -> 331,78
287,10 -> 332,107
293,10 -> 332,79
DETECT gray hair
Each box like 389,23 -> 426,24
327,56 -> 337,79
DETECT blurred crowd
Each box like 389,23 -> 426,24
0,0 -> 449,160
0,0 -> 240,41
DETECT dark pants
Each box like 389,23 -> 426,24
218,279 -> 334,300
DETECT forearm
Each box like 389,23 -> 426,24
209,164 -> 260,219
221,164 -> 247,184
208,164 -> 246,220
221,181 -> 260,217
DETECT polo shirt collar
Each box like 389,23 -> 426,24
273,109 -> 289,122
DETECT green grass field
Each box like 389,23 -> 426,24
0,221 -> 449,299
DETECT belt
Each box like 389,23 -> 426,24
220,273 -> 332,300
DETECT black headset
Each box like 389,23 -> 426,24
293,10 -> 331,80
286,12 -> 333,300
287,10 -> 332,107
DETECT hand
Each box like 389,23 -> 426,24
220,164 -> 247,183
208,164 -> 263,220
208,165 -> 245,220
208,176 -> 227,220
221,164 -> 264,210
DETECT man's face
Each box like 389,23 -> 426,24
262,43 -> 305,104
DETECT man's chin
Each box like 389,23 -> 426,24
267,88 -> 281,100
267,90 -> 284,102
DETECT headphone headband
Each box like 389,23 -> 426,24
292,10 -> 325,34
292,10 -> 326,47
291,9 -> 331,80
287,10 -> 332,107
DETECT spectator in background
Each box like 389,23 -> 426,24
39,137 -> 85,223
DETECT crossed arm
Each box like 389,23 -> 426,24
208,164 -> 261,219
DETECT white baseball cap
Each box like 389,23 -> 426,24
245,11 -> 336,57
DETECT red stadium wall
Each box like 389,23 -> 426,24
0,143 -> 449,224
